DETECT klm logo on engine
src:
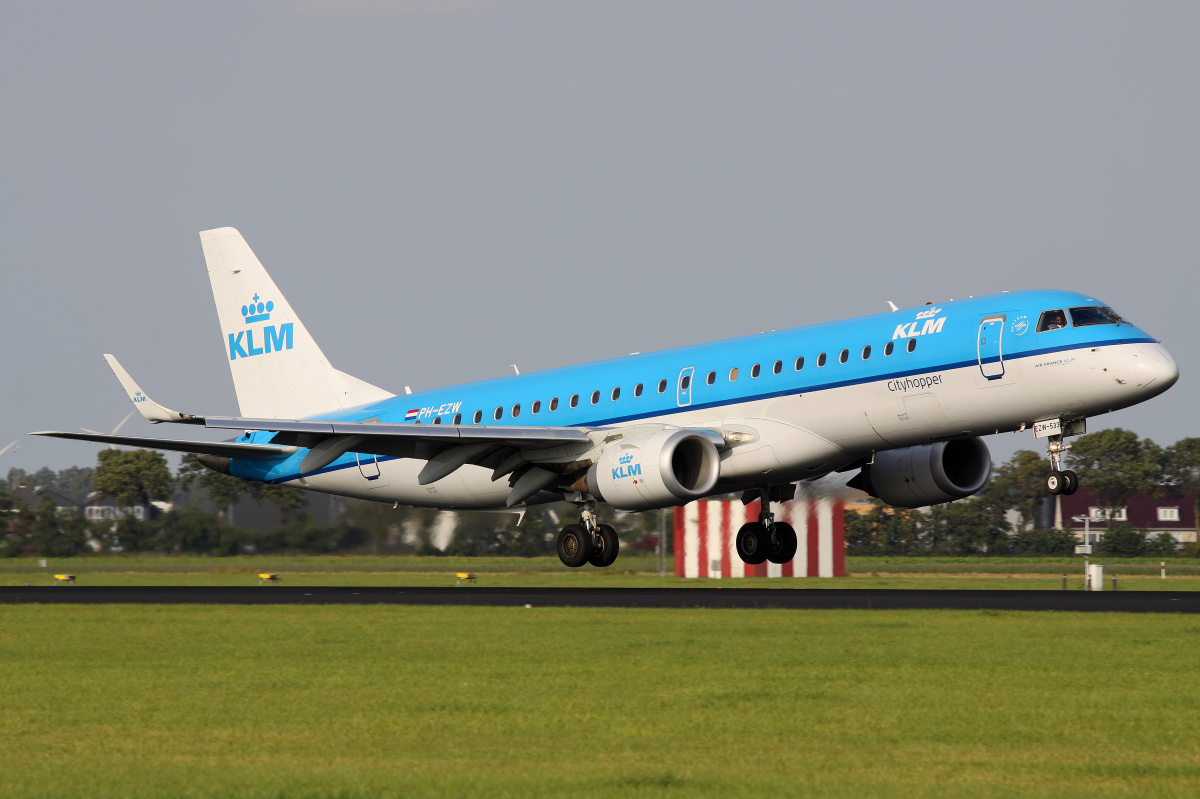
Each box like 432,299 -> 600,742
228,294 -> 294,360
612,452 -> 642,480
893,307 -> 947,340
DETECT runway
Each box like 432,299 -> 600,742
1,586 -> 1197,612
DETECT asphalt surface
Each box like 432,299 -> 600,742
1,586 -> 1197,612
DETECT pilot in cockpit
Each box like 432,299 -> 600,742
1039,310 -> 1067,331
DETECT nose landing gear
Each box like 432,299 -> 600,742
1044,434 -> 1079,496
556,502 -> 620,568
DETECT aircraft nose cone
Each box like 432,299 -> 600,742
1133,344 -> 1180,395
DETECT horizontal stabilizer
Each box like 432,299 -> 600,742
29,431 -> 294,460
104,354 -> 204,425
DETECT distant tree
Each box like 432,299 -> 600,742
56,466 -> 95,505
1012,527 -> 1076,556
989,450 -> 1052,532
923,497 -> 1011,555
1066,429 -> 1162,511
176,454 -> 308,524
93,449 -> 173,508
28,499 -> 89,557
844,500 -> 921,555
1098,522 -> 1146,558
500,512 -> 549,558
1163,438 -> 1200,540
1145,531 -> 1180,558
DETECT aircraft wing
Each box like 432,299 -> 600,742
29,431 -> 295,459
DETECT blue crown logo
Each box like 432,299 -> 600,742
241,294 -> 274,324
619,453 -> 635,465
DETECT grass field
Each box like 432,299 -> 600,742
3,554 -> 1200,591
2,605 -> 1199,798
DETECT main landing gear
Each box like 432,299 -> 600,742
1044,434 -> 1079,496
556,503 -> 620,568
735,491 -> 798,566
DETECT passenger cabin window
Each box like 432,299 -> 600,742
433,417 -> 441,424
839,349 -> 849,364
1037,309 -> 1068,332
550,397 -> 559,411
817,353 -> 827,367
532,400 -> 541,414
907,338 -> 917,353
590,390 -> 600,405
611,387 -> 620,401
706,371 -> 716,385
795,357 -> 804,371
751,364 -> 761,378
473,410 -> 482,424
494,407 -> 503,421
729,367 -> 739,382
773,360 -> 782,375
658,379 -> 668,393
884,342 -> 894,356
1069,306 -> 1124,327
679,376 -> 690,390
570,394 -> 579,408
511,404 -> 520,418
862,345 -> 871,360
453,414 -> 462,425
634,383 -> 643,397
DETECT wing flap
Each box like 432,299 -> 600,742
203,416 -> 593,446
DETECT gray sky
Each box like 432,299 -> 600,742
3,1 -> 1198,476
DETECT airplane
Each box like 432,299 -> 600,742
34,228 -> 1179,568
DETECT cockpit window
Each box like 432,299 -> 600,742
1036,309 -> 1068,332
1069,306 -> 1124,327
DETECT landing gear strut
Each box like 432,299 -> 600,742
1044,434 -> 1079,496
735,489 -> 798,566
556,501 -> 619,568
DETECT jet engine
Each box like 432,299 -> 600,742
584,429 -> 721,511
848,437 -> 991,509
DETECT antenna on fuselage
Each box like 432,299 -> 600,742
886,301 -> 898,312
510,364 -> 520,376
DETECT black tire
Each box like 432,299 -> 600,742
768,522 -> 798,564
588,524 -> 620,568
1061,469 -> 1079,496
1045,471 -> 1063,495
557,524 -> 592,568
735,522 -> 769,565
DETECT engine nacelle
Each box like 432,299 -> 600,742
585,429 -> 721,511
848,437 -> 991,509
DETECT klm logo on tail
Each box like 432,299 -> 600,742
228,294 -> 293,360
612,452 -> 642,480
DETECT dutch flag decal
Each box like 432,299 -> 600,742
405,409 -> 420,421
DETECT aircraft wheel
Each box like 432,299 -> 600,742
768,522 -> 798,564
736,522 -> 769,565
1061,470 -> 1079,495
1045,471 -> 1064,495
587,524 -> 620,568
557,524 -> 592,568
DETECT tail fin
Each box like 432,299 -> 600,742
200,227 -> 395,419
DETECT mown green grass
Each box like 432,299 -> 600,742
5,570 -> 1200,591
1,605 -> 1199,798
3,553 -> 1200,590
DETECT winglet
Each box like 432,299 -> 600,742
103,355 -> 204,425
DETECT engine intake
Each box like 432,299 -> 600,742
848,437 -> 991,509
585,429 -> 721,511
